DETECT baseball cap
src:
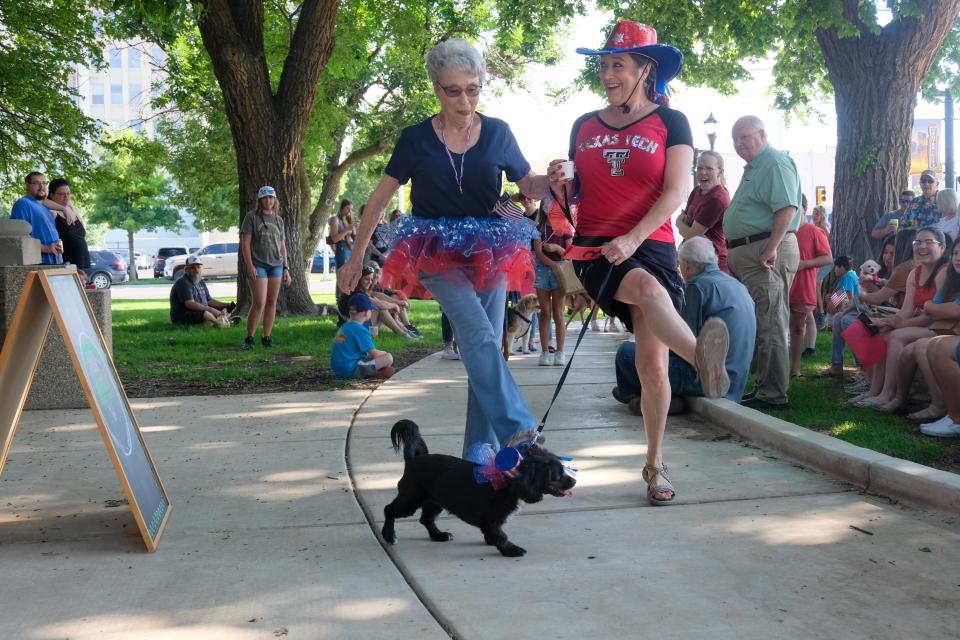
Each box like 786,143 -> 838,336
348,292 -> 375,313
257,185 -> 276,198
186,255 -> 203,266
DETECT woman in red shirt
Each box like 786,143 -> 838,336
548,22 -> 730,506
677,150 -> 730,273
858,227 -> 949,410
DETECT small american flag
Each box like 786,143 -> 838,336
829,288 -> 848,309
492,194 -> 526,220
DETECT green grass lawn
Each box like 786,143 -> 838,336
754,331 -> 957,471
112,294 -> 442,394
111,297 -> 957,470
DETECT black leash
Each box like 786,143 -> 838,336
536,183 -> 613,434
536,264 -> 611,434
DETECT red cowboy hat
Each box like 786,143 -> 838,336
576,21 -> 683,93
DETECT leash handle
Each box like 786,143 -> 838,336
537,263 -> 613,433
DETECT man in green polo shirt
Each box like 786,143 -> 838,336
723,115 -> 802,410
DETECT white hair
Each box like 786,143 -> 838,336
936,188 -> 957,215
678,236 -> 719,271
426,39 -> 487,84
735,115 -> 765,133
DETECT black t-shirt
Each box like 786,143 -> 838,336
170,277 -> 211,323
384,113 -> 531,218
55,217 -> 90,269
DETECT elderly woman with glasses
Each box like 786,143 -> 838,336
338,38 -> 550,462
904,170 -> 942,229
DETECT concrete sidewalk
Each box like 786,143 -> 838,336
1,330 -> 958,638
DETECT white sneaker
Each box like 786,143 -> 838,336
553,351 -> 566,366
441,345 -> 460,360
920,416 -> 960,437
538,352 -> 553,366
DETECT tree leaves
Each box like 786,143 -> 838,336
87,132 -> 180,234
0,0 -> 105,198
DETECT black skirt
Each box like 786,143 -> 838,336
572,237 -> 683,334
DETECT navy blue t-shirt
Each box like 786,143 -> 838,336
384,113 -> 531,218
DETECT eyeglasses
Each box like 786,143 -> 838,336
435,82 -> 482,98
912,239 -> 942,247
920,178 -> 936,184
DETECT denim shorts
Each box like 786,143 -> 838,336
254,262 -> 284,279
353,357 -> 378,379
534,260 -> 560,291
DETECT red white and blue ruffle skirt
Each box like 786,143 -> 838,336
381,215 -> 537,299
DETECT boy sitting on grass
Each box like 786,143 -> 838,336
331,292 -> 395,380
828,255 -> 860,314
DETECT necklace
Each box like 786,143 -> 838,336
437,114 -> 475,195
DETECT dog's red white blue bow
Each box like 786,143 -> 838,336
470,440 -> 576,492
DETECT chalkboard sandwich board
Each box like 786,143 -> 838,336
0,269 -> 171,551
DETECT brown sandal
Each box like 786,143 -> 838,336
642,464 -> 676,506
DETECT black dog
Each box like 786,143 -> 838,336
381,419 -> 575,557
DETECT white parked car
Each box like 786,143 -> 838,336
164,242 -> 240,280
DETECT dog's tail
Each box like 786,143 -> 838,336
390,419 -> 429,460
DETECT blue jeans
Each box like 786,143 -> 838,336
615,341 -> 701,397
420,270 -> 535,460
334,243 -> 351,268
832,311 -> 858,366
441,311 -> 453,343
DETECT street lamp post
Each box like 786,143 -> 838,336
704,112 -> 718,151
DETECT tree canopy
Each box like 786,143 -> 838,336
0,1 -> 105,201
88,132 -> 179,277
596,0 -> 960,259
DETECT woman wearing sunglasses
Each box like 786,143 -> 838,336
337,38 -> 550,462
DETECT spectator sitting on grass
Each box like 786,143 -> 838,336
819,255 -> 861,377
854,227 -> 949,408
368,261 -> 421,338
337,265 -> 417,338
169,256 -> 235,325
919,335 -> 960,438
880,239 -> 960,420
331,292 -> 395,380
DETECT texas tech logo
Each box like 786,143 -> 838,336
603,149 -> 630,176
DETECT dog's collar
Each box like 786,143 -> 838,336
509,307 -> 532,324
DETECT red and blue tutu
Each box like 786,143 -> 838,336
381,215 -> 537,299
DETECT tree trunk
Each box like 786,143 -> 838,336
816,0 -> 960,262
127,230 -> 137,281
304,136 -> 392,259
195,0 -> 338,315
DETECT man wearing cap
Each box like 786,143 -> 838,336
169,255 -> 235,325
724,115 -> 802,410
872,189 -> 915,240
330,292 -> 395,379
903,170 -> 941,229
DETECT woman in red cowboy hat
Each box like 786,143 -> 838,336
548,21 -> 731,506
